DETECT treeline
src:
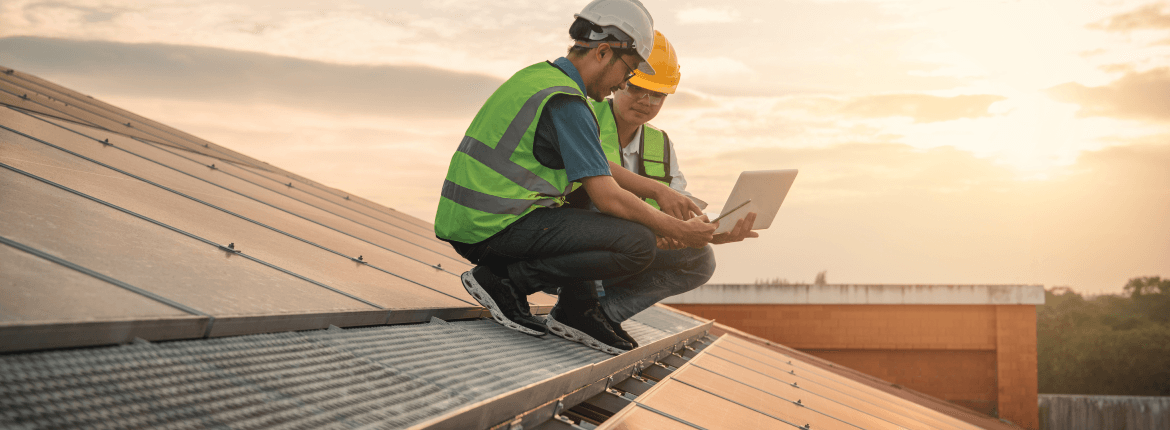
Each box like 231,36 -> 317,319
1038,276 -> 1170,395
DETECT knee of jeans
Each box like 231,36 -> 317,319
695,245 -> 716,285
622,224 -> 657,272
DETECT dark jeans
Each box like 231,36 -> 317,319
449,207 -> 657,304
600,245 -> 716,322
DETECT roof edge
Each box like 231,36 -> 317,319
408,320 -> 713,430
661,284 -> 1046,305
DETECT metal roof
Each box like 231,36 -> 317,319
0,307 -> 706,429
0,66 -> 1008,429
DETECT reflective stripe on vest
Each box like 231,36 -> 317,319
591,99 -> 672,210
435,62 -> 596,243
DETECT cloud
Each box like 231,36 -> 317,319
698,140 -> 1170,293
1047,67 -> 1170,122
837,94 -> 1007,123
0,36 -> 503,118
676,7 -> 741,25
1088,3 -> 1170,32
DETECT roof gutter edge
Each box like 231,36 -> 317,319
408,320 -> 714,430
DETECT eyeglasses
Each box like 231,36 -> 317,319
616,54 -> 637,83
624,84 -> 667,105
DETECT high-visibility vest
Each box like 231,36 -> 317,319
435,62 -> 596,244
591,99 -> 672,210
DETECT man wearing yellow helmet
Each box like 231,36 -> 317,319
568,31 -> 759,348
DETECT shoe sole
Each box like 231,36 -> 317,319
462,271 -> 544,337
545,314 -> 629,356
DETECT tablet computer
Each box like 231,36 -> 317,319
711,169 -> 798,234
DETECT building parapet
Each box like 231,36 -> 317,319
660,284 -> 1045,305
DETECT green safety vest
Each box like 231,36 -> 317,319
435,62 -> 596,244
591,99 -> 673,210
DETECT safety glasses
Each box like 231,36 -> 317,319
624,84 -> 667,105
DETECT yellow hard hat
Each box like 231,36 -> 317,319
627,31 -> 680,94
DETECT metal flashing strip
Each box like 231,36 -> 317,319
0,234 -> 213,336
408,319 -> 713,430
0,307 -> 700,429
0,161 -> 386,312
0,118 -> 475,307
9,106 -> 468,274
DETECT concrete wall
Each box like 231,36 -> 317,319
665,284 -> 1042,429
1039,395 -> 1170,430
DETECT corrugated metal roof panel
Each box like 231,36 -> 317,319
595,335 -> 989,430
14,109 -> 472,274
0,306 -> 700,429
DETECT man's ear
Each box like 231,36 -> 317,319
593,43 -> 612,63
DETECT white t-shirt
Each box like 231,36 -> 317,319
619,126 -> 691,197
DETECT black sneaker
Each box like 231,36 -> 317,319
603,311 -> 638,349
462,267 -> 546,336
546,302 -> 634,355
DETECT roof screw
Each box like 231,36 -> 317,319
20,94 -> 28,99
357,255 -> 363,261
101,138 -> 111,146
790,369 -> 795,375
344,195 -> 350,200
209,163 -> 216,169
203,143 -> 209,148
228,243 -> 235,250
796,399 -> 803,406
125,122 -> 132,127
4,69 -> 13,74
287,182 -> 293,187
805,425 -> 810,429
792,382 -> 799,388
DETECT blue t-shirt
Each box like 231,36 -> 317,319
530,57 -> 611,182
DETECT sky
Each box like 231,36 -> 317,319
1,0 -> 1168,294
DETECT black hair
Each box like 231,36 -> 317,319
567,17 -> 637,59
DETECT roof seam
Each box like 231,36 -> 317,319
0,234 -> 214,330
0,158 -> 385,312
7,109 -> 477,306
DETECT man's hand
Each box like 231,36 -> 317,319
673,215 -> 717,248
581,175 -> 715,248
711,212 -> 759,244
655,236 -> 687,250
653,187 -> 703,221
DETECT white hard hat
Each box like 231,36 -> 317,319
574,0 -> 656,75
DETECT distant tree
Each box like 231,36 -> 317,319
1123,276 -> 1170,324
1037,278 -> 1170,395
755,278 -> 792,285
814,271 -> 827,286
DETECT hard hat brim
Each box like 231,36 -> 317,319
636,59 -> 655,75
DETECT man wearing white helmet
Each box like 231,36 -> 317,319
560,31 -> 758,348
435,0 -> 715,355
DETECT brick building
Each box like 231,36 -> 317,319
664,284 -> 1043,429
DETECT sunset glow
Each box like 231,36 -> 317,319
2,0 -> 1167,294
